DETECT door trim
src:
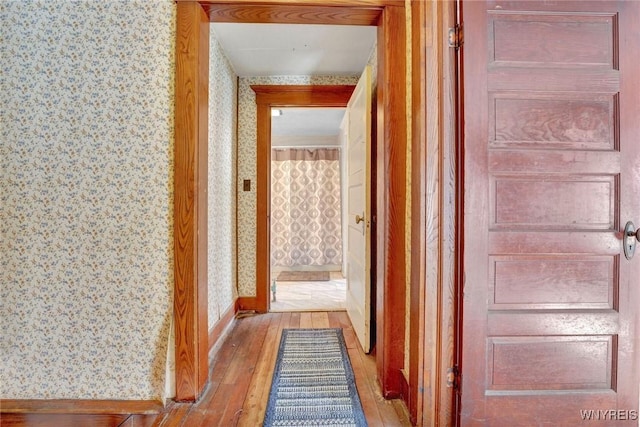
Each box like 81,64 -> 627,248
408,0 -> 460,425
174,0 -> 408,403
174,1 -> 210,401
239,84 -> 355,313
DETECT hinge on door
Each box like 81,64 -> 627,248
446,365 -> 460,389
448,24 -> 463,49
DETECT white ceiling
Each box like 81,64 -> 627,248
271,107 -> 346,137
211,23 -> 377,77
211,23 -> 376,139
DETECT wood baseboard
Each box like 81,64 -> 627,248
0,399 -> 163,415
0,400 -> 162,427
208,301 -> 236,355
236,296 -> 266,313
0,414 -> 132,427
400,369 -> 410,403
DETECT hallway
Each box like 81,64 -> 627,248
153,311 -> 411,426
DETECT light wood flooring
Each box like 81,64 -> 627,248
152,311 -> 412,426
270,273 -> 346,312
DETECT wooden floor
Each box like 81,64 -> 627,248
152,311 -> 412,427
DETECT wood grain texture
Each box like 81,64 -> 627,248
408,0 -> 427,424
196,1 -> 210,398
439,1 -> 461,423
173,1 -> 210,402
193,0 -> 402,4
461,1 -> 640,423
375,4 -> 407,400
149,402 -> 192,427
419,1 -> 459,426
236,296 -> 262,312
190,0 -> 402,6
118,414 -> 157,427
0,414 -> 130,427
0,400 -> 163,414
0,410 -> 157,427
252,85 -> 355,314
236,313 -> 283,426
251,85 -> 356,105
205,4 -> 382,25
255,101 -> 271,314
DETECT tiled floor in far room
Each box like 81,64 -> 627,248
270,271 -> 346,312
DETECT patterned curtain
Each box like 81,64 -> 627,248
271,148 -> 343,268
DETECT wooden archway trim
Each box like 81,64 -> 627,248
174,0 -> 408,405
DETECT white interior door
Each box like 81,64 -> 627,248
346,65 -> 371,353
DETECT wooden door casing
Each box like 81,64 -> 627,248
461,1 -> 640,425
174,0 -> 408,402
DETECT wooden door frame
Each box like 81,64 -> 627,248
174,0 -> 409,403
239,85 -> 356,312
408,0 -> 460,425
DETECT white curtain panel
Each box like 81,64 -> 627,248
271,148 -> 342,268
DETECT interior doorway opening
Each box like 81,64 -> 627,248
269,107 -> 348,312
174,0 -> 410,404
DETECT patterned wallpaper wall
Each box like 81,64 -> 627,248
237,75 -> 359,297
208,34 -> 238,325
0,0 -> 175,401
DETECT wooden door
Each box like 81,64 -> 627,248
346,65 -> 372,353
461,1 -> 640,425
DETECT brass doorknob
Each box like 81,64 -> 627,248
355,214 -> 365,224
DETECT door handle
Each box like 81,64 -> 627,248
623,221 -> 640,260
355,214 -> 365,224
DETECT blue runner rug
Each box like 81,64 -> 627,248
263,328 -> 368,426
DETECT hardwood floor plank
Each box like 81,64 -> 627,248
335,311 -> 359,350
288,311 -> 301,328
236,313 -> 282,426
176,316 -> 252,426
152,311 -> 410,427
180,315 -> 258,426
150,402 -> 191,427
347,346 -> 386,426
330,311 -> 410,425
328,310 -> 341,328
299,312 -> 313,328
204,314 -> 271,426
195,383 -> 236,426
311,311 -> 330,328
359,340 -> 410,426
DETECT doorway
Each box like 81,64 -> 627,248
269,107 -> 348,312
251,84 -> 355,314
174,0 -> 408,403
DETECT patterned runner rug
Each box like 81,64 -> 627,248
263,328 -> 368,426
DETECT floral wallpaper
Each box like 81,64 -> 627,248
237,75 -> 359,297
0,0 -> 175,401
208,33 -> 237,325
